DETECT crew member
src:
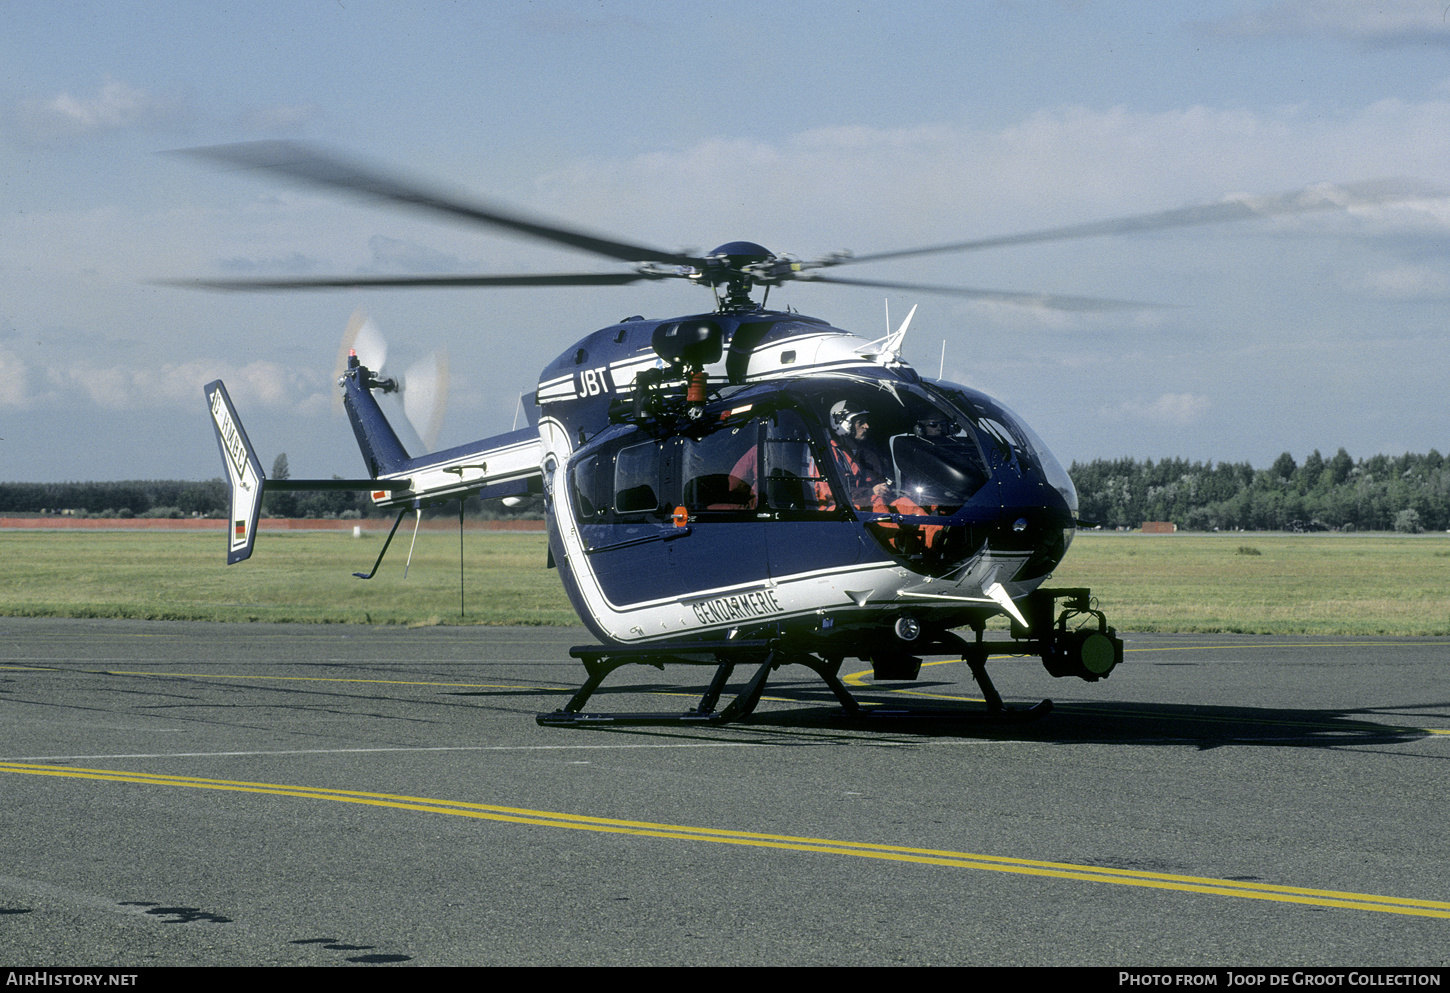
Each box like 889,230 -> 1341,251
828,400 -> 940,551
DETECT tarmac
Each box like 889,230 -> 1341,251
2,618 -> 1447,967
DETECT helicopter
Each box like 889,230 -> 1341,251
186,141 -> 1434,726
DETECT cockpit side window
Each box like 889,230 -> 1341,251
761,408 -> 837,513
802,382 -> 993,516
571,450 -> 612,521
930,385 -> 1027,473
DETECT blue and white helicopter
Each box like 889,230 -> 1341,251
189,142 -> 1423,726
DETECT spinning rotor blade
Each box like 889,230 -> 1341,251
169,143 -> 1449,310
179,141 -> 703,267
402,351 -> 450,452
346,308 -> 388,370
332,308 -> 388,418
831,178 -> 1450,268
798,274 -> 1151,311
161,271 -> 673,292
331,310 -> 450,450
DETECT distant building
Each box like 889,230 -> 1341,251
1141,521 -> 1177,534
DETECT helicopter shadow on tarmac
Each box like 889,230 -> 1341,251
444,675 -> 1439,751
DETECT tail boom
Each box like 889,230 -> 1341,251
367,429 -> 543,510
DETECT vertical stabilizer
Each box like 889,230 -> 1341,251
204,380 -> 266,564
340,354 -> 411,477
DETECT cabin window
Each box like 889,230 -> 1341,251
679,425 -> 758,514
613,441 -> 662,515
571,451 -> 611,520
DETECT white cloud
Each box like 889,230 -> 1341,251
8,356 -> 325,413
1198,1 -> 1450,45
1099,393 -> 1212,425
13,77 -> 186,142
532,100 -> 1450,258
1351,264 -> 1450,298
364,235 -> 461,274
0,347 -> 50,409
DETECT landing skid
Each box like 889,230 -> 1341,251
536,637 -> 1051,728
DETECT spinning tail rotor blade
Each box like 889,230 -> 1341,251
333,308 -> 388,419
402,351 -> 450,452
349,310 -> 389,371
331,309 -> 450,451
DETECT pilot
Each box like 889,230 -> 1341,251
828,400 -> 940,551
829,401 -> 894,509
914,415 -> 956,438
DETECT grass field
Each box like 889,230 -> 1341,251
0,530 -> 576,627
1,529 -> 1447,634
1056,531 -> 1450,635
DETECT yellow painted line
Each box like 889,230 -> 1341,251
2,761 -> 1446,919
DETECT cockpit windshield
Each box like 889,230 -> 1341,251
929,383 -> 1078,517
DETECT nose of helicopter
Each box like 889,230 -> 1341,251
989,498 -> 1077,585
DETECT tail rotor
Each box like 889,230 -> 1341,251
334,308 -> 449,451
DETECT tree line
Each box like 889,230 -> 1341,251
6,447 -> 1447,531
0,477 -> 366,519
1070,449 -> 1450,532
0,454 -> 368,519
0,455 -> 538,520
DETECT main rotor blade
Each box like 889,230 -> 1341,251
837,178 -> 1450,267
797,274 -> 1154,311
158,271 -> 674,292
177,141 -> 704,267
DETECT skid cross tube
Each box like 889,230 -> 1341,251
536,635 -> 1051,727
538,640 -> 781,727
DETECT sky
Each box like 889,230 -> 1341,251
4,0 -> 1450,483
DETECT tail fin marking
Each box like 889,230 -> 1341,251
204,380 -> 266,564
